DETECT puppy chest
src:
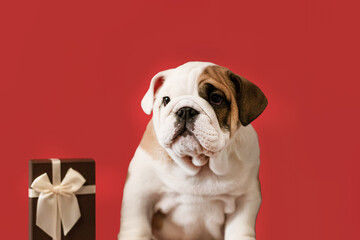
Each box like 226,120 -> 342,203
152,194 -> 236,240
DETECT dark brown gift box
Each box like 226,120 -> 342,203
29,159 -> 96,240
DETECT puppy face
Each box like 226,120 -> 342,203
141,62 -> 267,175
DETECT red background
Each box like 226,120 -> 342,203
1,0 -> 359,239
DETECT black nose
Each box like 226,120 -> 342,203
175,107 -> 199,122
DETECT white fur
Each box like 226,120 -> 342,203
119,62 -> 262,240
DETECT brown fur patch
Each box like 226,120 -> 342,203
139,119 -> 174,165
198,82 -> 232,131
198,66 -> 240,135
229,72 -> 268,126
125,171 -> 130,183
198,65 -> 267,130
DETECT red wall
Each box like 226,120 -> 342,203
1,0 -> 359,239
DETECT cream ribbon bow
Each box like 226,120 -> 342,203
31,167 -> 86,239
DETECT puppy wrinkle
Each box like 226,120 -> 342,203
151,211 -> 165,230
139,119 -> 174,165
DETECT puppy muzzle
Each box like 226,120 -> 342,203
159,96 -> 226,154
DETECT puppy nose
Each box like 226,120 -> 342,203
176,107 -> 199,122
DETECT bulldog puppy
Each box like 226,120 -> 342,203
118,61 -> 267,240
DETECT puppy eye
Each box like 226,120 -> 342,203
162,96 -> 171,106
209,93 -> 223,105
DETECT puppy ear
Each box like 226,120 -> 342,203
141,70 -> 171,115
228,72 -> 268,126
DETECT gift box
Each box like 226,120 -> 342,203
29,158 -> 96,240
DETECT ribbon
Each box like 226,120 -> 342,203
29,158 -> 96,240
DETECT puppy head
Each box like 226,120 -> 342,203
141,62 -> 267,175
